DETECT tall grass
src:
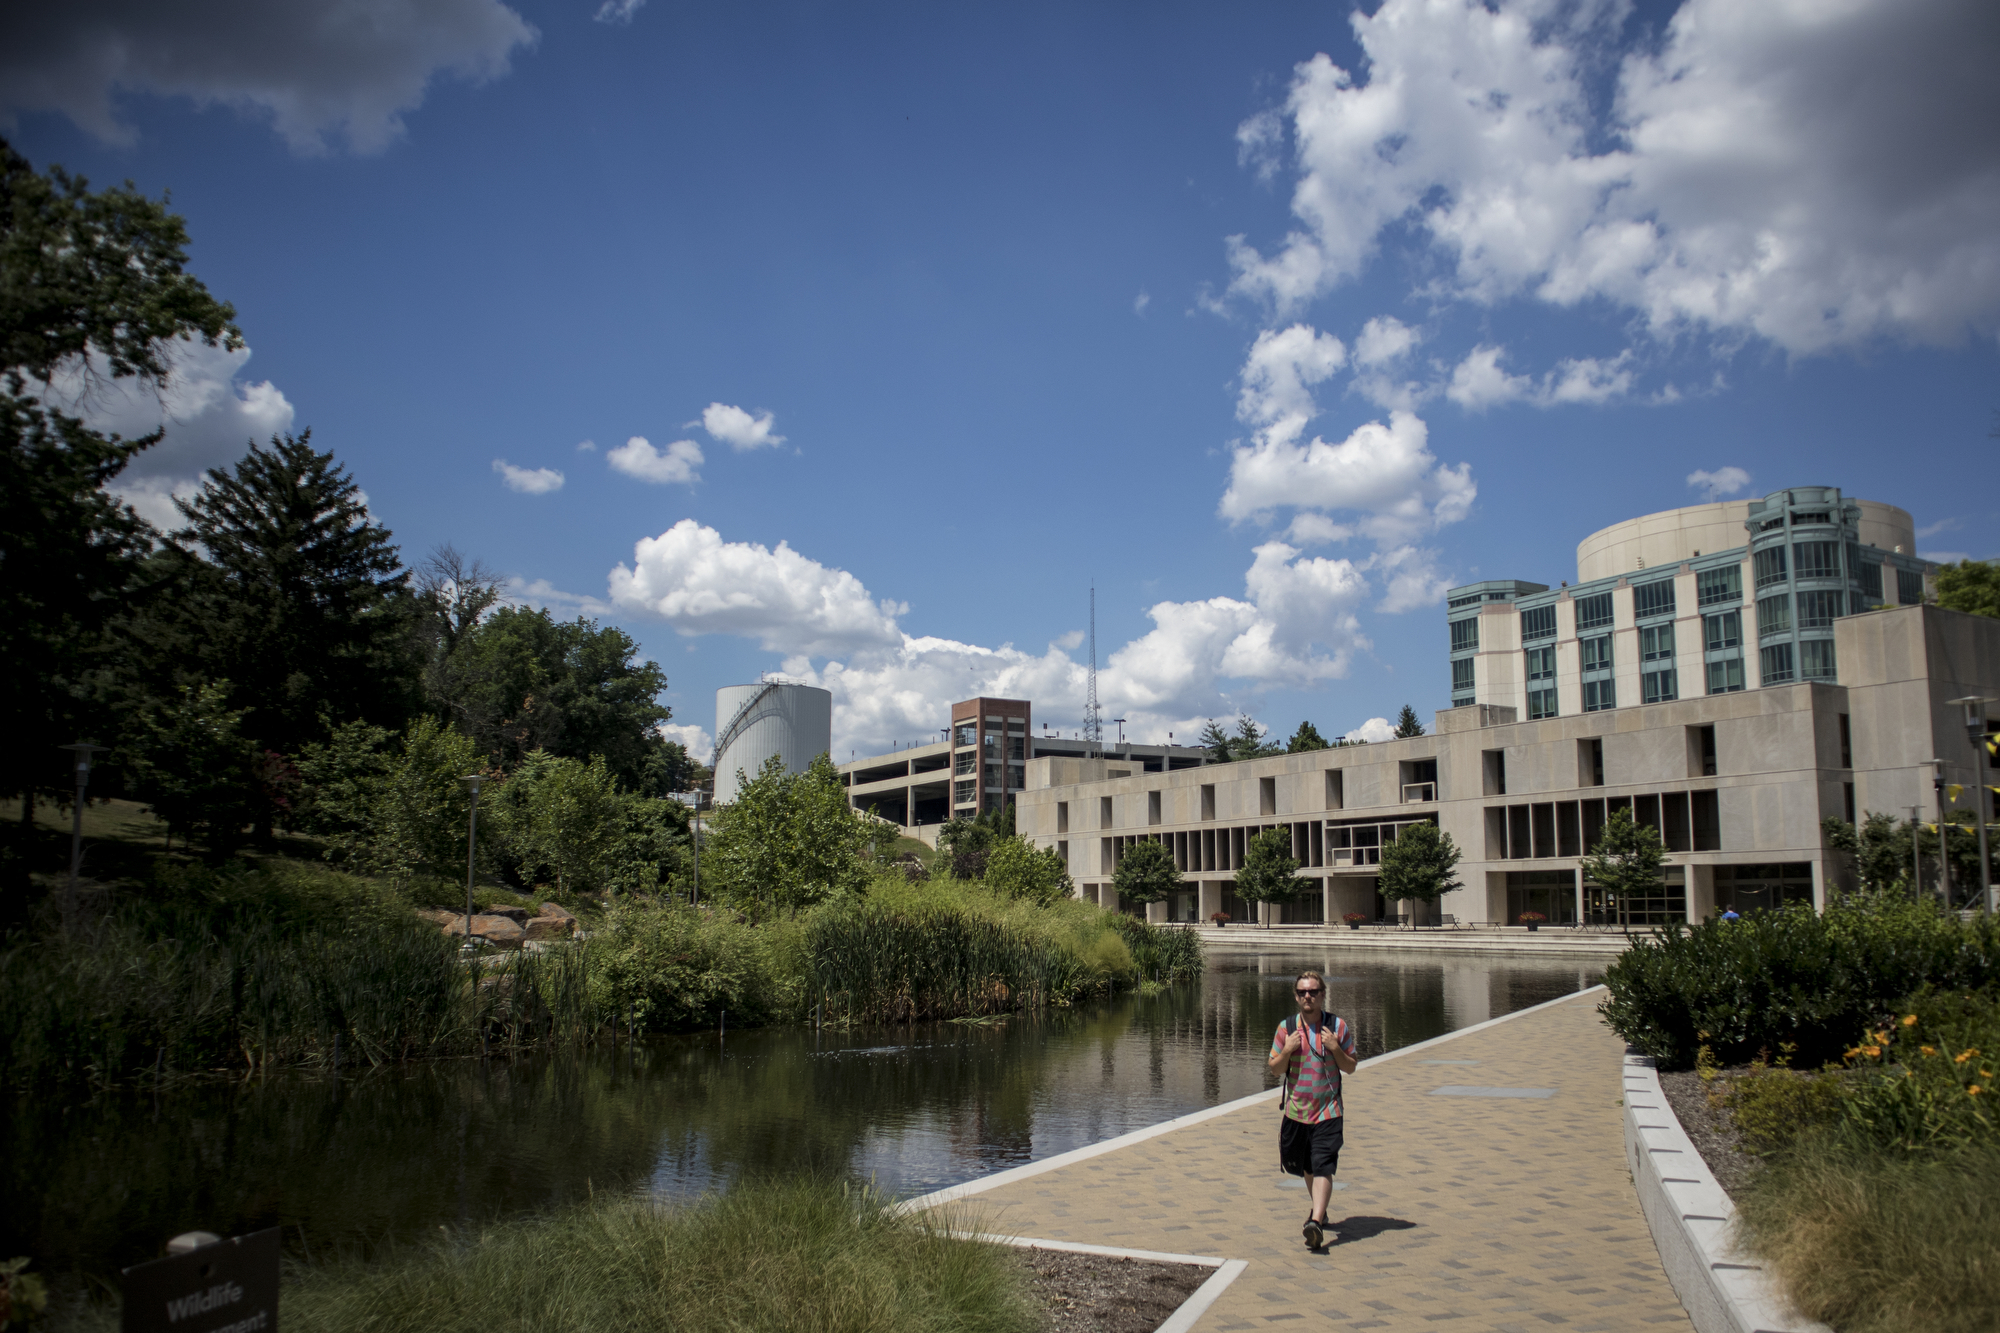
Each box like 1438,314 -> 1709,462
48,1178 -> 1037,1333
1734,1137 -> 2000,1333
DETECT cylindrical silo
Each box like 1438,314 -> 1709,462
712,682 -> 834,803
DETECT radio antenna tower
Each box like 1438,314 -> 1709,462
1083,584 -> 1103,747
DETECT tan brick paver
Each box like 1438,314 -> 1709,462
956,992 -> 1687,1332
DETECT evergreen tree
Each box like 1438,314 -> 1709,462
1286,720 -> 1330,753
168,432 -> 420,766
1198,719 -> 1234,763
1111,838 -> 1179,907
1234,826 -> 1303,923
0,138 -> 238,831
1392,704 -> 1426,738
1378,821 -> 1461,919
1234,715 -> 1279,758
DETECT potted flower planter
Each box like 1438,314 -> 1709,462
1342,913 -> 1367,931
1518,912 -> 1546,933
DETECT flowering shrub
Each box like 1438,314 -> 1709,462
1517,911 -> 1546,923
1342,912 -> 1368,923
1837,991 -> 2000,1152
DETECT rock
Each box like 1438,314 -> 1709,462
538,901 -> 575,922
482,906 -> 531,924
524,915 -> 573,941
469,915 -> 525,948
416,908 -> 457,927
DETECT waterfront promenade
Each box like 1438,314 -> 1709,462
921,989 -> 1688,1331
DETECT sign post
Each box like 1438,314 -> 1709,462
122,1229 -> 280,1333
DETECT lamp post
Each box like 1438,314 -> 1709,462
56,742 -> 107,934
461,774 -> 485,952
1949,697 -> 1996,912
672,791 -> 701,905
1927,759 -> 1951,909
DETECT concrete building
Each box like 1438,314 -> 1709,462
1016,497 -> 1998,927
839,695 -> 1212,837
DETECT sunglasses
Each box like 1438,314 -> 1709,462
1294,987 -> 1323,997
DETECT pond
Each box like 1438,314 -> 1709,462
4,945 -> 1603,1283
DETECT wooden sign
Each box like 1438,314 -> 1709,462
121,1229 -> 279,1333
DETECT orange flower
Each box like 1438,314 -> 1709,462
1862,1046 -> 1882,1058
1971,1086 -> 1984,1096
1957,1051 -> 1975,1064
1921,1046 -> 1938,1057
1903,1014 -> 1919,1027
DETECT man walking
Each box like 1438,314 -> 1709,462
1268,968 -> 1358,1249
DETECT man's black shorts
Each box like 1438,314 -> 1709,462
1279,1116 -> 1343,1178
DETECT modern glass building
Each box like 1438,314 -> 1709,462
1445,489 -> 1934,720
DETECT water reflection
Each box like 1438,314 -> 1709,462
4,947 -> 1600,1282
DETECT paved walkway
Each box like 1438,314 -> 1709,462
945,991 -> 1688,1332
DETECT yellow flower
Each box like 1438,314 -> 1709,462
1921,1046 -> 1937,1057
1903,1014 -> 1919,1027
1957,1051 -> 1975,1064
1862,1046 -> 1882,1058
1971,1086 -> 1984,1096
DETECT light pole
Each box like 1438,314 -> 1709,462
1949,697 -> 1996,912
56,742 -> 107,934
1908,804 -> 1922,901
1929,759 -> 1952,909
461,774 -> 485,951
672,791 -> 701,905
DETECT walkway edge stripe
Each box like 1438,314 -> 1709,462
898,984 -> 1606,1214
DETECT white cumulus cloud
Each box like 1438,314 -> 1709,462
1344,716 -> 1395,744
658,722 -> 712,764
607,436 -> 702,485
1221,407 -> 1474,545
1,0 -> 538,154
1227,0 -> 2000,354
1687,466 -> 1753,501
492,460 -> 563,494
701,402 -> 786,451
609,519 -> 905,656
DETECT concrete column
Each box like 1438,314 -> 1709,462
1146,900 -> 1167,924
1199,881 -> 1222,922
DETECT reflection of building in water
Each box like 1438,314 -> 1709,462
1014,492 -> 1999,927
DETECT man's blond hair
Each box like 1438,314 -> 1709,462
1295,968 -> 1326,993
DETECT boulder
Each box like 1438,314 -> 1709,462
469,915 -> 525,948
523,915 -> 573,941
416,908 -> 458,927
537,901 -> 575,922
481,905 -> 531,925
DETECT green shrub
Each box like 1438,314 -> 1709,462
1713,1050 -> 1846,1153
49,1177 -> 1036,1333
583,901 -> 797,1031
1735,1136 -> 2000,1333
1110,914 -> 1204,984
1599,895 -> 2000,1069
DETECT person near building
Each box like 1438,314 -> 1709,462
1268,968 -> 1359,1249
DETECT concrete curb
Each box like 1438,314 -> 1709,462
963,1234 -> 1247,1333
1621,1053 -> 1830,1333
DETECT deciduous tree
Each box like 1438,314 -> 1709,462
1111,838 -> 1178,907
1581,806 -> 1666,931
1234,826 -> 1303,924
1378,821 -> 1461,919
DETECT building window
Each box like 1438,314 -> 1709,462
1838,713 -> 1852,768
1697,565 -> 1742,607
1148,791 -> 1161,825
1528,688 -> 1558,720
1057,801 -> 1068,833
1704,610 -> 1741,652
1581,738 -> 1605,786
1633,579 -> 1676,620
1585,867 -> 1686,926
1753,545 -> 1788,588
1760,642 -> 1795,684
1858,559 -> 1883,602
1793,540 -> 1840,580
954,723 -> 976,748
1583,679 -> 1616,712
1797,589 -> 1844,629
1525,644 -> 1555,682
1706,657 -> 1745,694
1641,623 -> 1674,661
954,779 -> 976,805
1450,617 -> 1479,651
983,763 -> 1001,786
1898,567 -> 1925,604
954,751 -> 976,776
1694,724 -> 1717,776
1451,657 -> 1475,694
1800,639 -> 1837,681
1642,669 -> 1677,704
1200,784 -> 1215,820
1521,604 -> 1557,641
1007,735 -> 1026,760
1580,635 -> 1613,672
1575,592 -> 1614,631
1757,593 -> 1791,637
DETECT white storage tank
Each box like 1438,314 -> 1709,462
712,682 -> 834,803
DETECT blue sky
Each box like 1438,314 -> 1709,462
7,0 -> 1997,761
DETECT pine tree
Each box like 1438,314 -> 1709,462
168,432 -> 420,763
1392,704 -> 1426,738
1234,715 -> 1278,758
1286,720 -> 1330,752
1198,719 -> 1235,763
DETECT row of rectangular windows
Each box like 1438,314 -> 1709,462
1511,639 -> 1833,716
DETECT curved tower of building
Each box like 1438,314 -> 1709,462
712,682 -> 833,803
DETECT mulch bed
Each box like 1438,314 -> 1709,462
1016,1247 -> 1211,1333
1656,1066 -> 1764,1198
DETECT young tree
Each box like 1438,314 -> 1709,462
1378,821 -> 1461,923
704,753 -> 872,916
1286,720 -> 1330,753
168,432 -> 421,771
987,836 -> 1074,908
494,752 -> 628,899
1936,560 -> 1999,619
1198,719 -> 1235,763
1234,826 -> 1303,925
295,715 -> 487,893
1392,705 -> 1426,738
127,679 -> 253,852
1111,838 -> 1179,908
1823,812 -> 1914,894
1,139 -> 239,826
1580,806 -> 1666,930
